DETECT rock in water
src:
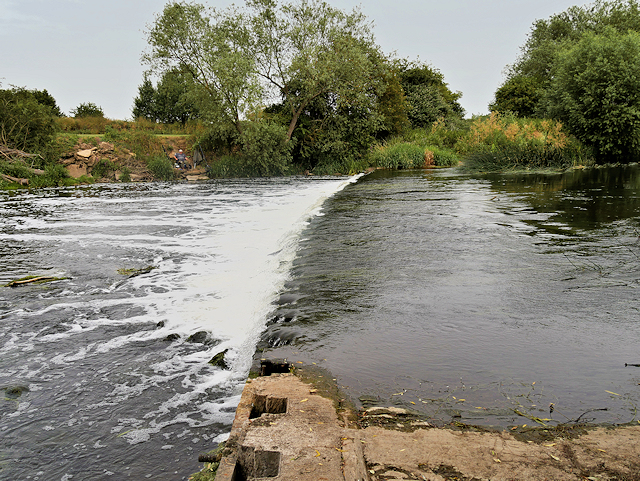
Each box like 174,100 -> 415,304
209,349 -> 230,370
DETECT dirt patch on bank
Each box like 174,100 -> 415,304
58,137 -> 208,182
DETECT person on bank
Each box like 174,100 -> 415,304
173,149 -> 189,170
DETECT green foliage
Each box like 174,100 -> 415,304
133,70 -> 200,123
71,102 -> 104,118
405,84 -> 456,128
377,69 -> 410,137
30,89 -> 63,117
311,156 -> 370,175
490,75 -> 543,117
495,0 -> 640,162
31,164 -> 72,188
398,60 -> 464,126
462,143 -> 592,172
429,146 -> 460,167
543,28 -> 640,163
207,154 -> 245,178
458,113 -> 594,171
239,121 -> 293,176
0,87 -> 59,154
92,159 -> 117,179
119,167 -> 132,182
146,155 -> 176,181
144,1 -> 261,133
369,142 -> 426,169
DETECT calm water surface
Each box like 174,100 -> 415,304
262,166 -> 640,428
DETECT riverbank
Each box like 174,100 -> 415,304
193,367 -> 640,481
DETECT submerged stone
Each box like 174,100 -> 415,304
4,385 -> 29,398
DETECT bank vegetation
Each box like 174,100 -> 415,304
5,0 -> 640,189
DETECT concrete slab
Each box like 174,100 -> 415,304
204,373 -> 640,481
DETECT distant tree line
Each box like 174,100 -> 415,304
491,0 -> 640,163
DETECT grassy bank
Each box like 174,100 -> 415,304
1,114 -> 597,190
366,113 -> 595,174
457,113 -> 595,172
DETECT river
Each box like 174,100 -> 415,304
1,167 -> 639,480
0,176 -> 359,480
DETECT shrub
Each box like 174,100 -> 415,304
0,88 -> 58,154
206,154 -> 244,178
30,164 -> 71,188
91,159 -> 117,179
456,112 -> 594,171
147,155 -> 175,181
119,166 -> 131,182
239,122 -> 293,176
544,28 -> 640,163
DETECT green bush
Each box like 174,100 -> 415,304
92,159 -> 117,179
462,142 -> 593,172
147,155 -> 176,181
0,88 -> 59,154
239,122 -> 293,176
30,164 -> 72,188
544,28 -> 640,163
119,166 -> 131,182
312,156 -> 370,175
207,154 -> 245,178
429,146 -> 460,167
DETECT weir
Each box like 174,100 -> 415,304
2,166 -> 640,479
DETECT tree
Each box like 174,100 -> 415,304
490,75 -> 542,117
31,89 -> 63,117
133,69 -> 200,123
0,88 -> 58,153
396,61 -> 464,127
496,0 -> 640,111
71,102 -> 104,118
544,28 -> 640,163
144,0 -> 392,170
132,76 -> 158,121
144,1 -> 261,133
247,0 -> 387,141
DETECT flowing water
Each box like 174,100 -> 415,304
1,167 -> 640,480
262,166 -> 640,428
0,177 -> 359,480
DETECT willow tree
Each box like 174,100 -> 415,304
247,0 -> 387,141
143,2 -> 261,134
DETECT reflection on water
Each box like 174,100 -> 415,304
261,165 -> 640,428
485,164 -> 640,231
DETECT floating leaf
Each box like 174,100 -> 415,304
315,450 -> 321,457
605,390 -> 620,396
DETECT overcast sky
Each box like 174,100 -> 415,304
1,0 -> 585,119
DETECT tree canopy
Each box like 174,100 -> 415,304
0,87 -> 58,153
492,0 -> 640,162
142,0 -> 462,172
132,69 -> 200,123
